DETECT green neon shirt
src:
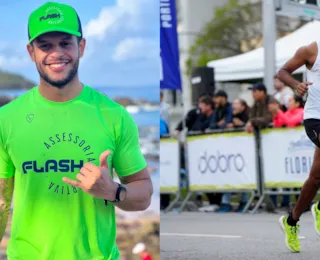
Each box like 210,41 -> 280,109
0,85 -> 147,260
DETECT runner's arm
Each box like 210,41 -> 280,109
112,107 -> 152,211
0,127 -> 15,243
116,168 -> 152,211
277,42 -> 316,89
0,177 -> 13,243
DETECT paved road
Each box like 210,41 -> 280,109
160,211 -> 320,260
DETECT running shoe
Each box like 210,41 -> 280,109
311,201 -> 320,236
279,216 -> 300,253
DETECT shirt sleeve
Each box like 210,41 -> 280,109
286,109 -> 304,127
209,110 -> 218,129
272,110 -> 286,128
0,138 -> 15,178
225,105 -> 233,124
112,107 -> 147,177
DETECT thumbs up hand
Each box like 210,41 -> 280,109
62,150 -> 118,200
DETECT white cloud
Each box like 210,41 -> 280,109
83,0 -> 157,40
112,37 -> 158,62
84,6 -> 123,40
80,0 -> 159,86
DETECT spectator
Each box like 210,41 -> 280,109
173,108 -> 202,137
160,91 -> 170,125
208,90 -> 232,130
273,76 -> 294,111
190,95 -> 214,132
160,117 -> 171,210
160,117 -> 169,136
268,95 -> 304,128
245,82 -> 274,133
173,94 -> 211,137
228,98 -> 249,128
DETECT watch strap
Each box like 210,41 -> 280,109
104,183 -> 121,206
114,183 -> 122,202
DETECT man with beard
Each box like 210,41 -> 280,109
0,2 -> 152,260
191,95 -> 214,132
208,90 -> 233,130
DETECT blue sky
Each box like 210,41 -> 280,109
0,0 -> 159,88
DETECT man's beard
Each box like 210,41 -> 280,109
36,58 -> 79,89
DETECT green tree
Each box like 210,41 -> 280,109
186,0 -> 307,75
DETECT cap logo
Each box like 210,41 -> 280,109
39,6 -> 64,24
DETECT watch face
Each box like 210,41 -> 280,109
119,186 -> 127,201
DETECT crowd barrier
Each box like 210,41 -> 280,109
160,125 -> 316,214
251,125 -> 315,212
160,135 -> 181,211
179,128 -> 259,213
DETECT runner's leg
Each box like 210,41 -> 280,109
278,119 -> 320,253
291,147 -> 320,221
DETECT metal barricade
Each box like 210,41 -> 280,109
160,134 -> 181,212
161,124 -> 314,214
178,128 -> 261,213
251,125 -> 315,213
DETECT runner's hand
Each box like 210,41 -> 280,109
296,81 -> 312,96
62,150 -> 118,200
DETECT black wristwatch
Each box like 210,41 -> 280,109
104,183 -> 127,206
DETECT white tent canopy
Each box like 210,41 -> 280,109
207,21 -> 320,82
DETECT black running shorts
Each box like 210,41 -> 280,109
304,119 -> 320,148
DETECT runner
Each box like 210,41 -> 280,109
277,40 -> 320,253
0,2 -> 152,260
